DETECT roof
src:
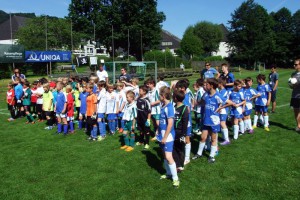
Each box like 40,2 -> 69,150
0,15 -> 28,40
219,24 -> 229,42
159,29 -> 181,50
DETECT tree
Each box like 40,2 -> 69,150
193,21 -> 223,55
180,26 -> 203,59
292,10 -> 300,58
270,7 -> 293,66
227,0 -> 275,66
16,16 -> 82,50
68,0 -> 165,60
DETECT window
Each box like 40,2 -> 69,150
161,42 -> 173,46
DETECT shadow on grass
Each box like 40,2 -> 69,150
142,147 -> 165,174
269,121 -> 295,131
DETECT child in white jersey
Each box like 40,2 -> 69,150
106,84 -> 119,135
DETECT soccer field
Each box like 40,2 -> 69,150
0,69 -> 299,199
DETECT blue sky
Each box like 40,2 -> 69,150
1,0 -> 299,38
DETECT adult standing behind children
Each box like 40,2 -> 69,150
11,68 -> 26,84
269,65 -> 279,113
96,64 -> 109,84
201,62 -> 220,80
290,59 -> 300,132
220,63 -> 235,91
119,67 -> 131,82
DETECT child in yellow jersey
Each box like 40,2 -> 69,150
43,83 -> 54,130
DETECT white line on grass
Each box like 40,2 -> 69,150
0,112 -> 10,116
277,103 -> 290,108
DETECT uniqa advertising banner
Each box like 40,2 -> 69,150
25,51 -> 71,63
0,44 -> 24,63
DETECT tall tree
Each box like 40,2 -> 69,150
270,7 -> 293,66
292,10 -> 300,58
180,26 -> 203,59
193,21 -> 223,55
68,0 -> 165,60
16,16 -> 81,50
227,0 -> 275,66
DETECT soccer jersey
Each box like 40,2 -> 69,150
97,88 -> 107,113
218,88 -> 229,114
106,91 -> 119,114
56,91 -> 67,113
174,104 -> 189,139
52,90 -> 58,107
66,93 -> 74,117
7,89 -> 15,105
229,90 -> 244,116
185,88 -> 194,110
86,93 -> 97,117
14,83 -> 23,100
291,71 -> 300,99
74,90 -> 80,108
93,84 -> 98,94
269,72 -> 279,91
220,72 -> 235,91
36,86 -> 44,104
23,88 -> 32,106
194,87 -> 205,113
31,88 -> 37,103
255,84 -> 271,106
96,70 -> 108,81
43,91 -> 54,111
203,92 -> 224,126
117,90 -> 127,113
243,87 -> 257,111
157,102 -> 175,142
122,102 -> 137,121
202,68 -> 218,79
124,86 -> 139,99
79,91 -> 88,114
156,81 -> 169,91
136,96 -> 151,121
147,88 -> 160,115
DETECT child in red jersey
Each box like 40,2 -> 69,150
31,81 -> 38,116
66,85 -> 75,134
7,83 -> 16,121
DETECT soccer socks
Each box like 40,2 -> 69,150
197,142 -> 206,156
253,115 -> 258,126
239,121 -> 245,134
233,125 -> 239,139
210,145 -> 218,158
108,121 -> 112,132
26,115 -> 32,122
222,128 -> 229,141
164,159 -> 171,176
185,143 -> 191,161
78,120 -> 82,129
168,162 -> 178,181
121,120 -> 125,129
123,134 -> 130,146
263,115 -> 269,127
63,124 -> 68,135
69,121 -> 74,131
92,126 -> 98,138
57,123 -> 62,133
259,115 -> 264,125
130,133 -> 135,147
111,120 -> 116,133
98,122 -> 104,136
145,133 -> 150,145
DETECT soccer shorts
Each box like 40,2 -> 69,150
220,114 -> 228,122
290,98 -> 300,109
67,116 -> 74,121
231,108 -> 243,119
118,112 -> 124,118
137,120 -> 150,133
36,104 -> 43,113
107,113 -> 117,120
23,105 -> 31,113
271,90 -> 277,102
123,120 -> 133,132
159,141 -> 174,152
97,113 -> 105,119
255,105 -> 268,113
16,100 -> 23,108
56,113 -> 67,118
45,111 -> 53,117
243,109 -> 252,116
202,125 -> 220,133
151,114 -> 160,120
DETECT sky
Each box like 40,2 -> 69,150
1,0 -> 299,38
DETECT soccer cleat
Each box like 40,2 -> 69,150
151,136 -> 157,141
25,121 -> 30,124
31,121 -> 35,124
136,142 -> 143,146
125,146 -> 134,152
252,125 -> 257,129
7,118 -> 14,121
45,126 -> 53,130
177,167 -> 184,172
92,138 -> 98,141
248,129 -> 254,134
69,130 -> 75,134
192,154 -> 203,160
160,174 -> 172,180
98,136 -> 106,141
220,140 -> 230,146
295,127 -> 300,132
87,136 -> 93,140
120,145 -> 128,150
208,156 -> 215,163
118,128 -> 124,133
144,144 -> 150,150
38,119 -> 44,122
184,160 -> 190,165
173,180 -> 180,188
264,127 -> 270,132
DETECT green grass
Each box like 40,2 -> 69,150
0,69 -> 299,199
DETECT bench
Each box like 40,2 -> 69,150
57,65 -> 77,73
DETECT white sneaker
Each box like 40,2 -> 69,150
184,160 -> 190,166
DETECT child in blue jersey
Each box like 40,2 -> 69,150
120,91 -> 137,152
192,78 -> 231,163
78,84 -> 88,130
106,84 -> 119,135
175,79 -> 193,166
193,78 -> 205,135
14,77 -> 24,118
116,82 -> 127,133
243,77 -> 260,134
158,86 -> 179,187
97,81 -> 107,140
54,82 -> 68,135
229,80 -> 246,140
253,74 -> 271,131
218,78 -> 231,145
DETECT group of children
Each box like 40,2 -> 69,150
6,70 -> 272,188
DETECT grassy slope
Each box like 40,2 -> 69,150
0,69 -> 299,200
